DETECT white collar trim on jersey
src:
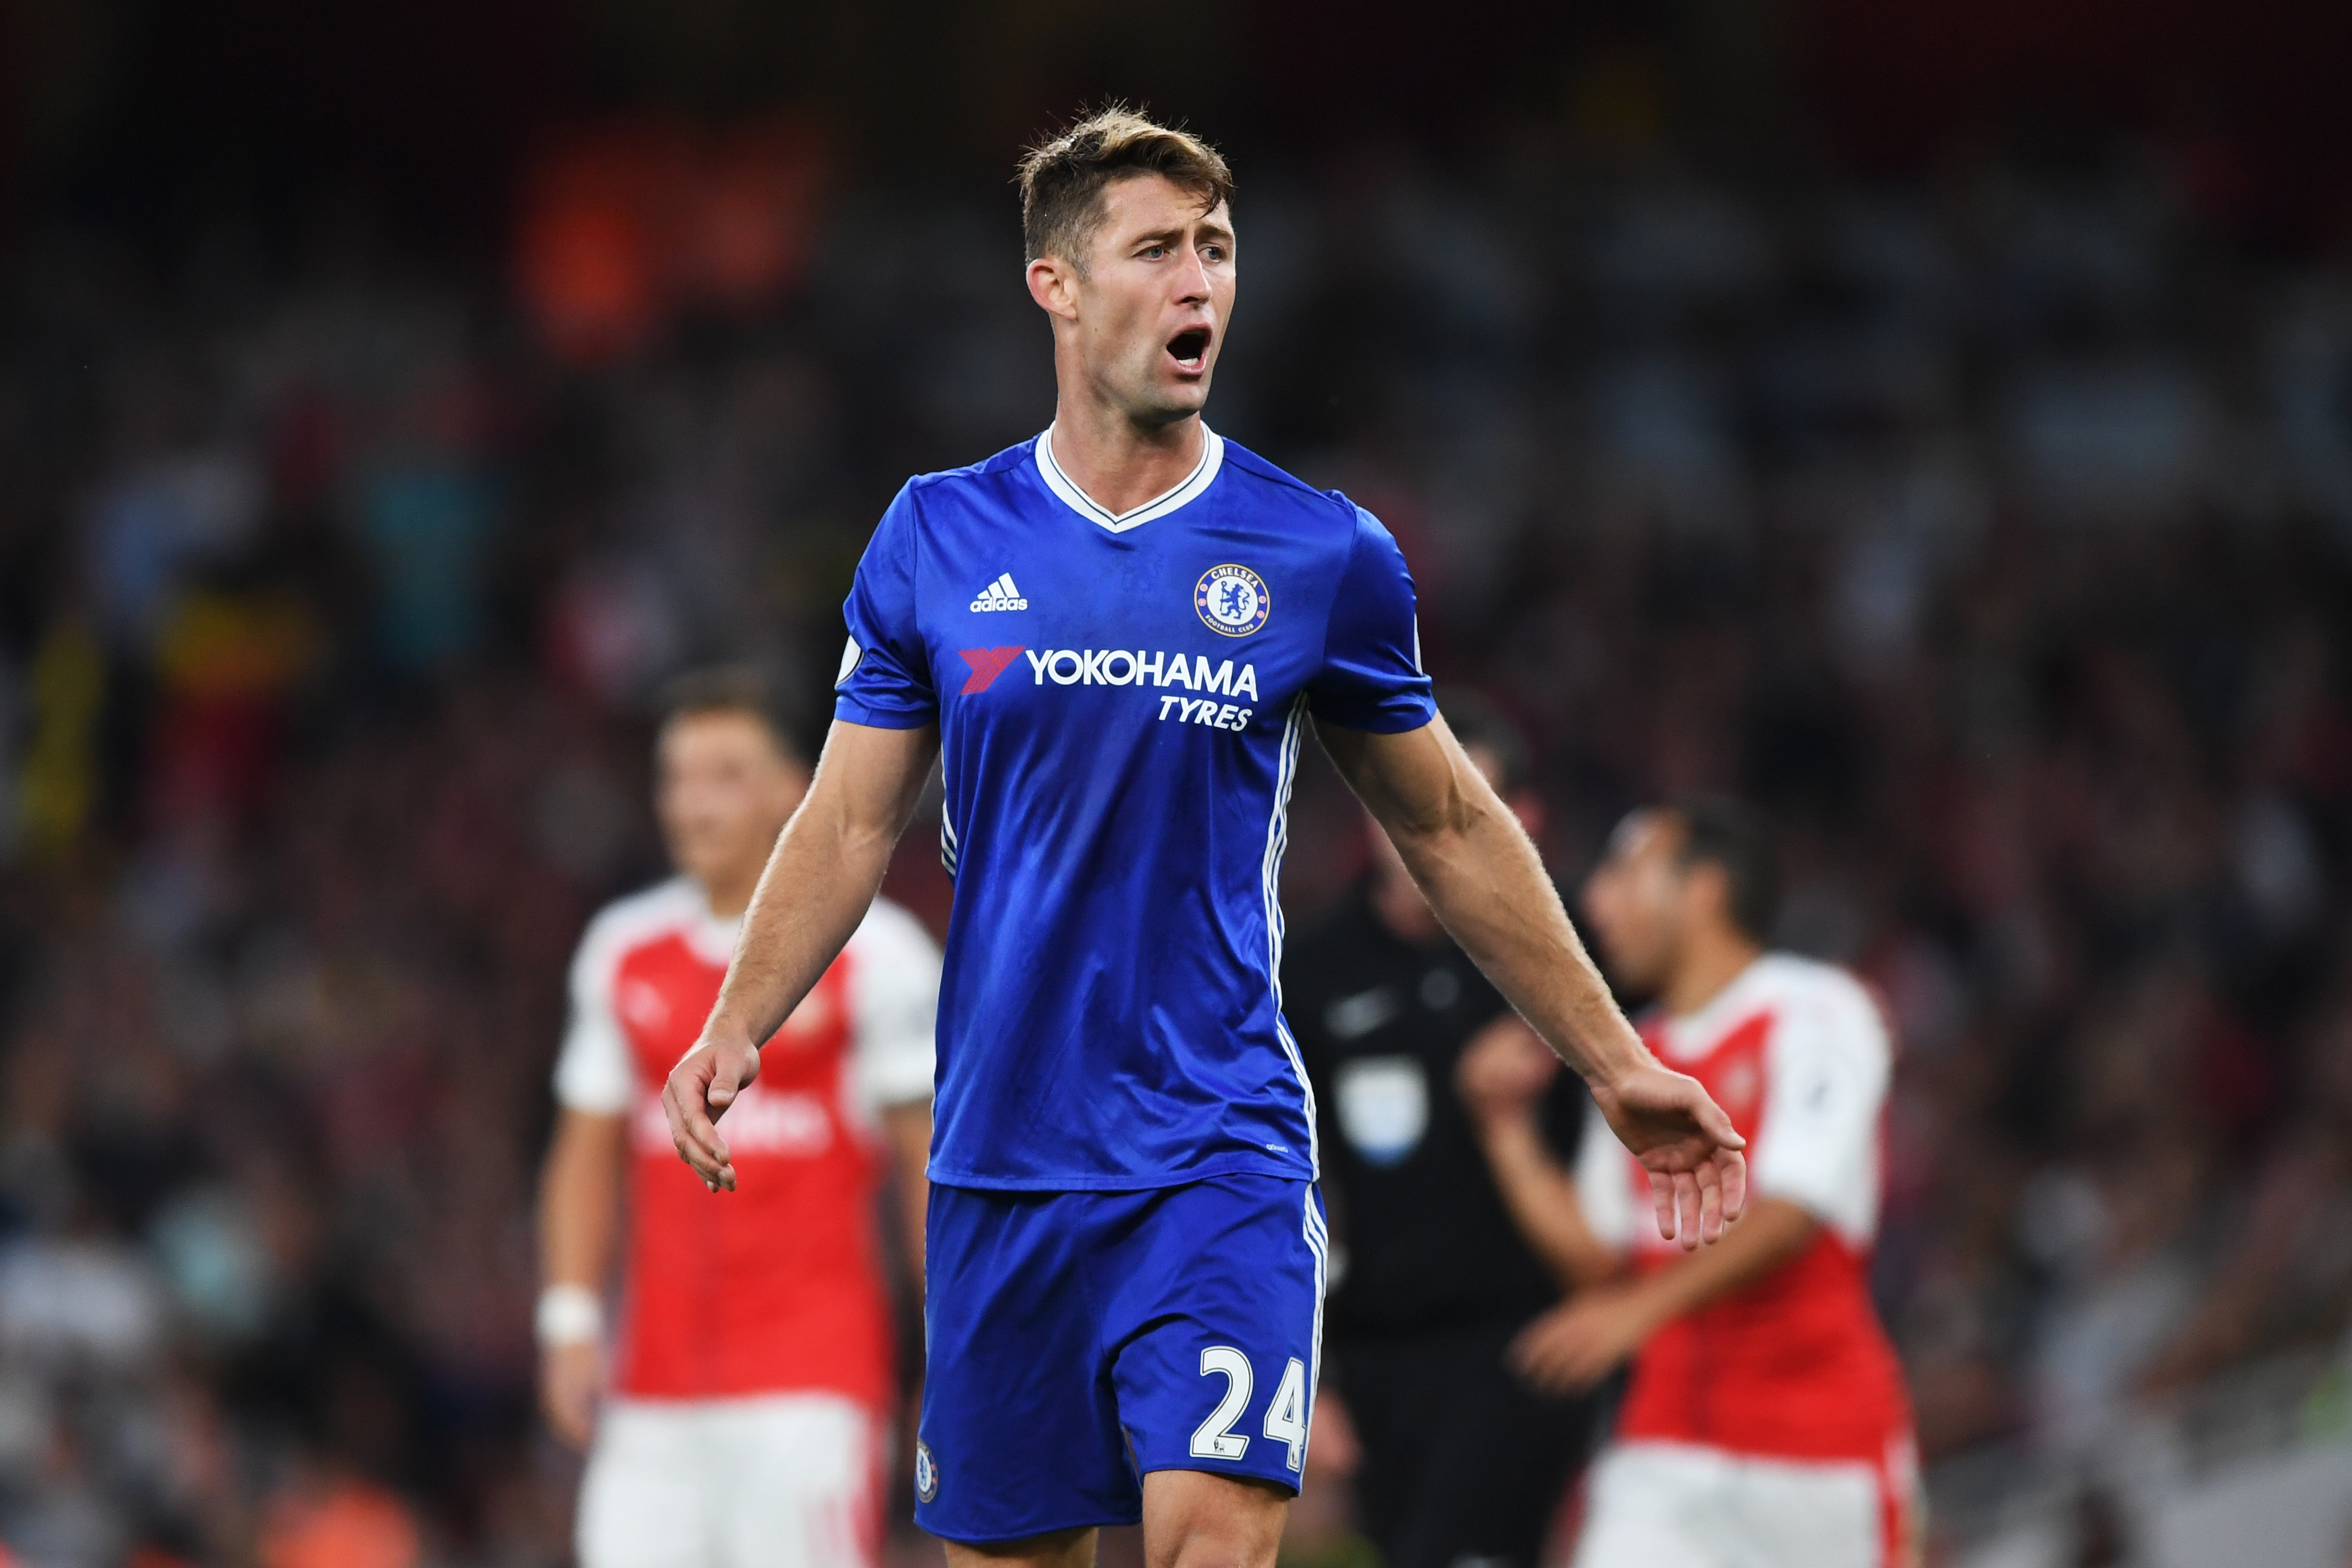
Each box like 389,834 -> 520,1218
1034,423 -> 1224,533
1653,954 -> 1773,1063
675,878 -> 744,965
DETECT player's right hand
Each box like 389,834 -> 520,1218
662,1035 -> 762,1191
540,1340 -> 601,1450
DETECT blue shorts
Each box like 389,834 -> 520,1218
913,1174 -> 1328,1544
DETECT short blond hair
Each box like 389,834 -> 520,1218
1017,105 -> 1234,269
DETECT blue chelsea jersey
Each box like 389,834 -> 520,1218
835,428 -> 1435,1190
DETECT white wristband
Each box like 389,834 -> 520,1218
536,1285 -> 604,1346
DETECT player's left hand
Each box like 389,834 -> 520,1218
540,1340 -> 601,1450
1589,1061 -> 1747,1249
1510,1284 -> 1657,1393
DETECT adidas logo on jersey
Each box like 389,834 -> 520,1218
970,573 -> 1028,612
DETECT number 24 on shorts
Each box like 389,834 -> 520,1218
1190,1347 -> 1310,1472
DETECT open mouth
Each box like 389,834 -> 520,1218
1166,327 -> 1212,372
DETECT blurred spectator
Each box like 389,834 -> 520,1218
2140,985 -> 2352,1393
513,119 -> 827,366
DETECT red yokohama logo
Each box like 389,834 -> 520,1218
957,647 -> 1027,694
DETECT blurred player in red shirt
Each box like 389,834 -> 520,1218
1461,798 -> 1918,1568
537,669 -> 939,1568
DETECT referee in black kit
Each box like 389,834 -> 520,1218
1286,690 -> 1600,1568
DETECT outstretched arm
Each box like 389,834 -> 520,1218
663,720 -> 939,1190
1317,714 -> 1746,1246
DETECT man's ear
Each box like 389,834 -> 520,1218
1026,255 -> 1080,322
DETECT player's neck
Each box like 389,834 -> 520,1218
1045,399 -> 1205,518
1660,928 -> 1763,1020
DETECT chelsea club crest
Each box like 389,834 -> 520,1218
1195,564 -> 1271,637
913,1440 -> 940,1504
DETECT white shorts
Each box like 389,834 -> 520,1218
1571,1440 -> 1918,1568
578,1393 -> 883,1568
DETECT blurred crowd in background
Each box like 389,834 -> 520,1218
3,79 -> 2352,1568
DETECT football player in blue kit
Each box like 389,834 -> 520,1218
662,108 -> 1748,1568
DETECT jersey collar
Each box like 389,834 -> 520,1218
1652,954 -> 1772,1062
677,878 -> 744,965
1034,423 -> 1224,533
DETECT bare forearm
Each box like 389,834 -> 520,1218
1400,806 -> 1646,1085
1479,1118 -> 1620,1289
1322,718 -> 1645,1086
540,1111 -> 625,1289
705,815 -> 897,1048
702,723 -> 936,1050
